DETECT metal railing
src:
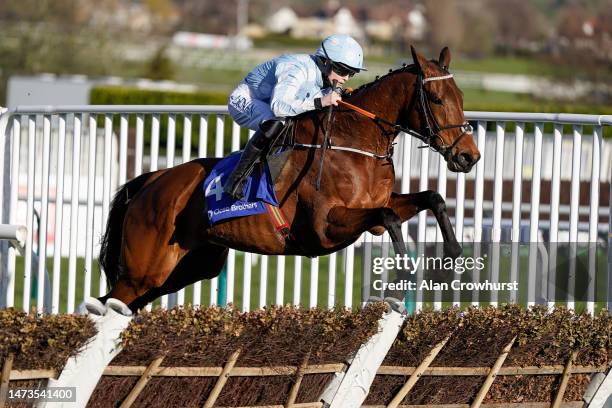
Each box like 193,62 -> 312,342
0,106 -> 610,314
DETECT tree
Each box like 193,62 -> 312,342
173,0 -> 239,35
424,0 -> 465,51
0,0 -> 118,104
488,0 -> 546,52
145,46 -> 176,80
456,0 -> 497,57
143,0 -> 180,35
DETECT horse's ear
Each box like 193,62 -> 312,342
438,47 -> 451,70
410,45 -> 428,73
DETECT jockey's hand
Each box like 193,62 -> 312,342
321,91 -> 342,107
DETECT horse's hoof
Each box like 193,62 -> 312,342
365,295 -> 384,305
105,298 -> 133,317
78,297 -> 107,316
384,296 -> 407,315
444,242 -> 463,259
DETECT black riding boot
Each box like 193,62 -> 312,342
223,119 -> 284,201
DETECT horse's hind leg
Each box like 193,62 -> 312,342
103,207 -> 187,309
388,190 -> 462,258
128,243 -> 229,311
104,244 -> 184,312
104,161 -> 207,311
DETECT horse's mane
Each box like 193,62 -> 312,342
346,56 -> 457,100
346,63 -> 419,100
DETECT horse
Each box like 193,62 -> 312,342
93,46 -> 480,313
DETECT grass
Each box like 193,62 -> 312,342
90,45 -> 612,124
261,41 -> 586,79
8,244 -> 609,315
178,68 -> 246,92
462,88 -> 612,114
171,68 -> 612,121
462,88 -> 535,107
9,251 -> 364,314
169,64 -> 612,121
367,54 -> 572,78
253,34 -> 322,50
12,256 -> 103,314
452,56 -> 570,77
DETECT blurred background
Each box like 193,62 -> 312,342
1,0 -> 611,113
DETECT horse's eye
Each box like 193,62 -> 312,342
427,91 -> 443,105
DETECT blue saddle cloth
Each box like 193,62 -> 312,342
203,152 -> 280,225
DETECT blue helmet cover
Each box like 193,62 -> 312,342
315,34 -> 367,71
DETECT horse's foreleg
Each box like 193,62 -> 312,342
326,206 -> 413,303
388,190 -> 462,258
326,206 -> 406,255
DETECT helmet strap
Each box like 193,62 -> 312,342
321,43 -> 333,74
314,55 -> 333,87
322,73 -> 332,88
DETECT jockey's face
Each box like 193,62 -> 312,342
327,60 -> 357,86
328,70 -> 352,86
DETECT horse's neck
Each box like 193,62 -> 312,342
331,72 -> 415,153
348,71 -> 415,124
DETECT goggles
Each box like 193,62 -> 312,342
331,62 -> 358,77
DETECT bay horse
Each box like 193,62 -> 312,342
94,46 -> 480,313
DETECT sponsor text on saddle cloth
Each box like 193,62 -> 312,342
204,152 -> 287,231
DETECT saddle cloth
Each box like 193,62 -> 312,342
203,152 -> 279,225
203,121 -> 295,226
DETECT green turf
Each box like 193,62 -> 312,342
8,244 -> 609,315
9,251 -> 364,313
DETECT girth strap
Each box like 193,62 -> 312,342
294,142 -> 392,160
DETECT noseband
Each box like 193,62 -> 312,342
413,73 -> 473,161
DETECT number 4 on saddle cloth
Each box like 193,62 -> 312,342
203,151 -> 291,240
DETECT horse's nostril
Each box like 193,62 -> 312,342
459,153 -> 473,166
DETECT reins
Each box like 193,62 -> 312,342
293,99 -> 397,162
294,72 -> 473,164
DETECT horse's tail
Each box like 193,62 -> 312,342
99,172 -> 155,288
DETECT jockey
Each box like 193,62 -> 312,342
224,34 -> 367,200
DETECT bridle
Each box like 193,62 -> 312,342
294,69 -> 474,162
412,72 -> 473,161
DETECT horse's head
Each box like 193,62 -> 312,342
402,46 -> 480,172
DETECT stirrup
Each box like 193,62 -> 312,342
223,119 -> 284,200
223,148 -> 262,200
224,159 -> 257,200
224,177 -> 248,201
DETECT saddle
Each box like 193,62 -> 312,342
265,119 -> 296,183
